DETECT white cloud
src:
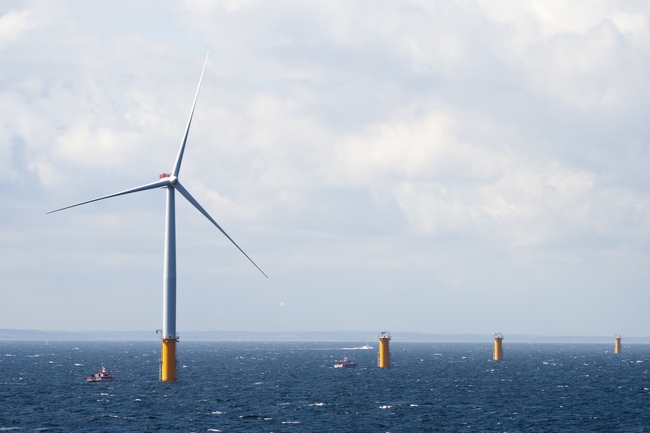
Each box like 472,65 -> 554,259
478,0 -> 649,40
477,1 -> 650,109
53,122 -> 142,170
335,106 -> 605,245
336,109 -> 499,185
0,9 -> 33,49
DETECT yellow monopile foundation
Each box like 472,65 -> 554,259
161,338 -> 177,381
493,333 -> 503,361
378,332 -> 391,368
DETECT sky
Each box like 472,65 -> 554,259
1,0 -> 650,337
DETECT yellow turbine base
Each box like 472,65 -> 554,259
378,337 -> 390,368
161,339 -> 177,381
615,337 -> 621,354
493,337 -> 503,361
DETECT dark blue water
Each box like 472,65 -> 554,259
1,341 -> 649,432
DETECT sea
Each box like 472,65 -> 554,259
1,341 -> 649,432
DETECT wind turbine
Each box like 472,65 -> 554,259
48,55 -> 267,381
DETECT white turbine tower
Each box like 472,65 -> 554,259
48,55 -> 267,381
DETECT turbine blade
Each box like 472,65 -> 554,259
47,178 -> 171,214
172,53 -> 209,178
175,181 -> 268,278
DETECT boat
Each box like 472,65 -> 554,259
86,366 -> 115,382
360,344 -> 373,350
334,358 -> 357,368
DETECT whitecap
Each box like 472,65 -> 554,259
282,421 -> 301,424
379,405 -> 392,409
211,411 -> 223,415
309,402 -> 326,406
341,344 -> 373,350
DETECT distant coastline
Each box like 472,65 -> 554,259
2,329 -> 650,343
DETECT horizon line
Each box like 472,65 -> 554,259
2,329 -> 650,343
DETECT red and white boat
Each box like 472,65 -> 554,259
334,358 -> 357,368
86,366 -> 115,382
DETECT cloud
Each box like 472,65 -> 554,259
0,9 -> 33,49
477,1 -> 650,109
336,109 -> 499,185
333,104 -> 603,245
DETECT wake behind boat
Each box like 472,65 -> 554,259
86,366 -> 114,382
334,358 -> 357,368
